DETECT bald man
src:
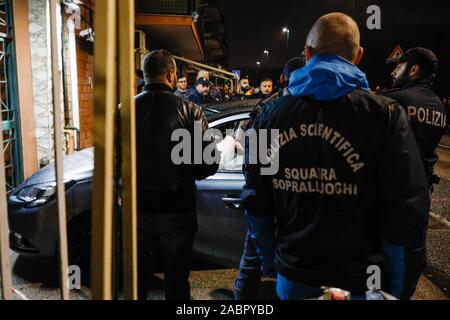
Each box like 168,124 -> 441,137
242,13 -> 429,300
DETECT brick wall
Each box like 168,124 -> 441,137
76,35 -> 94,149
64,4 -> 94,150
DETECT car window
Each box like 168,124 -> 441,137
214,119 -> 249,173
203,108 -> 217,118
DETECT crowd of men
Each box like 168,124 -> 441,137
170,69 -> 280,106
135,12 -> 447,300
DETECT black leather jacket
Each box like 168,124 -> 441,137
135,83 -> 219,213
381,79 -> 447,182
242,89 -> 430,296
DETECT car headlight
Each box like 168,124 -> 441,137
15,181 -> 74,208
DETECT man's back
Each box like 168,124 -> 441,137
243,89 -> 430,294
383,79 -> 447,179
135,83 -> 218,213
242,13 -> 431,300
136,50 -> 219,300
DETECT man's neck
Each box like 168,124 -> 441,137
143,82 -> 173,92
147,79 -> 173,89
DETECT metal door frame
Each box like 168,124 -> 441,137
0,0 -> 24,193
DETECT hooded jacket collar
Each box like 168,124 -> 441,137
288,54 -> 369,101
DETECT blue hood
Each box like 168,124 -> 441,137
288,54 -> 369,101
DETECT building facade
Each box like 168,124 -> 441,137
2,0 -> 227,191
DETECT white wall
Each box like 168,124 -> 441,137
28,0 -> 54,167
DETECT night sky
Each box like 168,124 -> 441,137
223,0 -> 450,96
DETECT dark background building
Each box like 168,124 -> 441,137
136,0 -> 228,65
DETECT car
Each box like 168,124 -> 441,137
8,98 -> 261,278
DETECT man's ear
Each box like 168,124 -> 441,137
166,68 -> 176,86
409,64 -> 420,78
173,70 -> 178,83
354,47 -> 364,66
305,46 -> 313,61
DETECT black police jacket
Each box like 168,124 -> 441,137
135,83 -> 219,213
250,91 -> 273,100
242,89 -> 430,297
381,79 -> 447,181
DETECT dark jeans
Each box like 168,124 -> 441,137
138,211 -> 197,300
234,231 -> 367,300
234,230 -> 262,300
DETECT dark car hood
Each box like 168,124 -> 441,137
19,148 -> 94,189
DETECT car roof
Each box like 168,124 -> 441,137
205,99 -> 261,122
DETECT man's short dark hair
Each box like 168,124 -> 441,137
143,49 -> 175,80
260,77 -> 272,84
399,47 -> 438,79
177,70 -> 187,79
283,56 -> 306,79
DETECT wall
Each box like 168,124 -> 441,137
76,5 -> 94,149
28,0 -> 94,167
63,4 -> 94,150
28,0 -> 54,167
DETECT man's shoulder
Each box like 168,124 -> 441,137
252,95 -> 302,126
344,90 -> 409,130
164,92 -> 205,120
379,87 -> 410,102
178,94 -> 204,115
380,85 -> 444,111
250,92 -> 264,99
186,90 -> 200,101
349,89 -> 401,113
174,89 -> 186,97
136,89 -> 194,108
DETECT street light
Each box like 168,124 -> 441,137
263,50 -> 269,64
256,61 -> 261,67
282,27 -> 290,58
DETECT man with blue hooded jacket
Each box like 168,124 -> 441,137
242,13 -> 430,300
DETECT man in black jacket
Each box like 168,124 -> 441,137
242,13 -> 430,300
187,77 -> 219,106
382,48 -> 447,191
136,50 -> 219,300
251,78 -> 273,99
